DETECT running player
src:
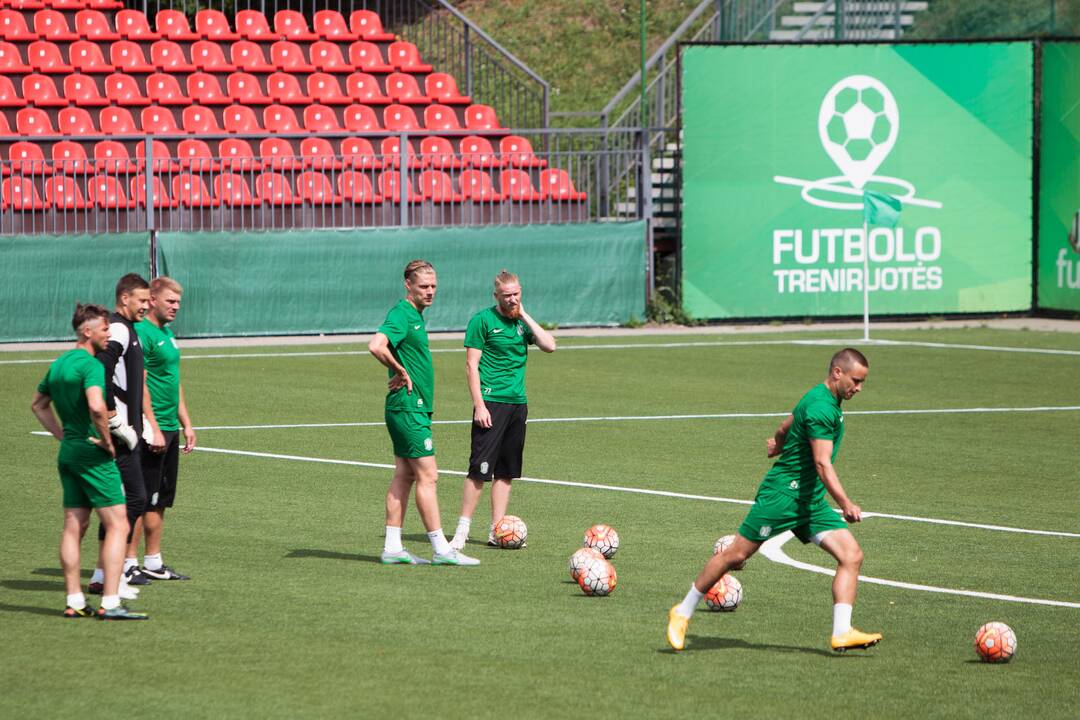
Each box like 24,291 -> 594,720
666,348 -> 881,653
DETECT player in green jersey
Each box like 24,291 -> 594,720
666,348 -> 880,652
31,304 -> 147,620
450,270 -> 556,550
368,260 -> 479,566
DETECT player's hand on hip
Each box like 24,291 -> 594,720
473,404 -> 492,428
89,435 -> 115,458
842,503 -> 862,523
388,370 -> 412,393
182,427 -> 197,454
151,429 -> 167,454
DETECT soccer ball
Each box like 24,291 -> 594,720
974,622 -> 1017,663
583,524 -> 620,559
569,547 -> 604,581
578,557 -> 617,596
492,515 -> 527,549
704,574 -> 742,612
712,534 -> 745,570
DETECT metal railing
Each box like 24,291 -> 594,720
793,1 -> 909,41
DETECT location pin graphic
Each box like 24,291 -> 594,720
818,75 -> 899,190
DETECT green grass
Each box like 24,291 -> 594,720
2,328 -> 1080,718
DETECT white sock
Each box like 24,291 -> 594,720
384,526 -> 403,554
676,583 -> 704,618
67,592 -> 86,610
101,594 -> 120,610
143,553 -> 163,571
90,568 -> 104,584
123,557 -> 138,572
453,516 -> 471,540
832,603 -> 853,636
427,529 -> 452,555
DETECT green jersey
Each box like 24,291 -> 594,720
136,319 -> 181,431
37,348 -> 110,466
760,383 -> 845,502
378,299 -> 434,413
463,306 -> 535,404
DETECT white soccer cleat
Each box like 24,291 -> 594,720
380,549 -> 430,565
432,549 -> 480,566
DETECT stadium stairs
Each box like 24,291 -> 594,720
769,1 -> 929,41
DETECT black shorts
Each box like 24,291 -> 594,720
99,441 -> 146,543
468,402 -> 527,482
142,430 -> 180,510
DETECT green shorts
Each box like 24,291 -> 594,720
59,455 -> 125,509
738,487 -> 847,544
385,410 -> 434,458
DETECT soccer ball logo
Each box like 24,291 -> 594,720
704,574 -> 742,612
583,524 -> 619,559
493,515 -> 527,549
974,621 -> 1017,663
578,557 -> 617,596
569,547 -> 604,581
818,75 -> 899,190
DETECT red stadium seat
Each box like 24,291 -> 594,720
459,169 -> 502,202
337,171 -> 381,203
499,135 -> 547,168
306,73 -> 351,105
4,0 -> 42,10
310,40 -> 353,73
218,138 -> 261,171
0,75 -> 25,106
465,104 -> 501,131
140,106 -> 183,135
16,107 -> 56,135
297,170 -> 342,205
88,174 -> 135,208
155,9 -> 198,41
418,169 -> 462,202
379,136 -> 423,170
23,74 -> 67,107
388,41 -> 432,73
0,112 -> 14,135
135,139 -> 180,172
271,40 -> 314,72
0,41 -> 31,72
86,0 -> 126,9
267,72 -> 311,105
223,103 -> 262,133
172,172 -> 219,207
303,104 -> 342,133
348,41 -> 391,73
115,10 -> 159,40
263,104 -> 301,134
52,140 -> 91,174
419,136 -> 463,169
377,170 -> 418,203
384,104 -> 421,132
4,177 -> 47,209
195,9 -> 239,41
58,106 -> 96,135
69,40 -> 115,73
29,41 -> 73,73
147,73 -> 192,105
45,175 -> 90,209
540,168 -> 587,200
131,174 -> 178,208
258,137 -> 301,170
227,73 -> 271,105
98,106 -> 138,135
94,140 -> 139,173
105,73 -> 150,106
0,9 -> 37,41
425,72 -> 470,105
181,106 -> 222,135
191,40 -> 235,71
75,9 -> 118,40
274,10 -> 318,41
423,104 -> 461,132
343,104 -> 381,132
340,137 -> 382,169
34,10 -> 77,41
349,10 -> 394,42
500,168 -> 544,201
387,72 -> 429,105
110,40 -> 154,73
10,141 -> 53,175
231,40 -> 275,73
177,138 -> 220,171
64,73 -> 109,106
256,171 -> 302,205
151,40 -> 195,72
345,72 -> 389,104
214,172 -> 261,206
461,135 -> 503,168
300,136 -> 342,170
235,10 -> 278,41
314,10 -> 356,41
187,73 -> 231,105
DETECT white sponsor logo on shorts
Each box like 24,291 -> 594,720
151,492 -> 159,505
480,461 -> 489,474
759,526 -> 773,538
424,437 -> 433,451
790,480 -> 799,489
417,398 -> 424,407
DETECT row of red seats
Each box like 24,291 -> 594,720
1,168 -> 586,209
5,135 -> 549,173
0,38 -> 431,74
3,102 -> 501,136
0,8 -> 394,43
0,0 -> 121,10
0,71 -> 470,108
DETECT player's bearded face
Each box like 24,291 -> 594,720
407,272 -> 437,308
496,282 -> 521,319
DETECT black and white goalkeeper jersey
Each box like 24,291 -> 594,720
96,311 -> 145,436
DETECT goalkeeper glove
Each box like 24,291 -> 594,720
108,414 -> 138,451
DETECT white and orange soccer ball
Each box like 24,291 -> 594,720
569,547 -> 605,581
712,534 -> 746,570
578,557 -> 617,596
704,574 -> 742,612
492,515 -> 527,549
583,524 -> 620,559
974,622 -> 1017,663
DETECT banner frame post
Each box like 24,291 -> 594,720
862,219 -> 870,342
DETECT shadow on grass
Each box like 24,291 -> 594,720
33,568 -> 92,579
0,602 -> 59,618
285,549 -> 383,564
2,579 -> 65,592
653,635 -> 844,658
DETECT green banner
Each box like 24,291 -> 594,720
157,223 -> 645,337
1038,42 -> 1080,312
0,233 -> 150,342
682,43 -> 1033,318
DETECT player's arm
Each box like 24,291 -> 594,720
518,309 -> 556,353
177,383 -> 196,453
465,347 -> 491,428
766,414 -> 794,457
368,332 -> 411,393
30,391 -> 63,441
810,438 -> 861,522
85,385 -> 116,457
95,337 -> 124,414
143,370 -> 166,453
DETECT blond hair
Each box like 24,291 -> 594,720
404,259 -> 435,281
493,269 -> 518,289
150,276 -> 183,296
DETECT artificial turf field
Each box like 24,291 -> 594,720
2,326 -> 1079,719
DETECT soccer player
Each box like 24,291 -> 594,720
450,270 -> 556,550
368,260 -> 479,566
31,303 -> 147,620
135,276 -> 196,581
665,348 -> 882,653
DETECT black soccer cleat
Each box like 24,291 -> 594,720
141,565 -> 190,581
63,605 -> 96,619
123,566 -> 153,586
